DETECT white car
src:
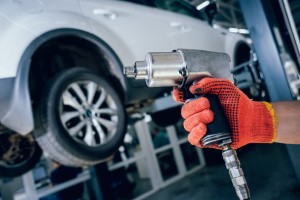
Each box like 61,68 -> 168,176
0,0 -> 250,177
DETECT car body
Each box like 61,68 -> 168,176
0,0 -> 250,176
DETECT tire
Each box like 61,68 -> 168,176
0,131 -> 42,177
34,67 -> 127,166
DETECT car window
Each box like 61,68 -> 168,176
120,0 -> 155,6
152,0 -> 200,18
120,0 -> 204,20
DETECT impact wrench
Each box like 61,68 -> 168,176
124,49 -> 251,200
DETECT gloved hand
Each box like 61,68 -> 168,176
172,78 -> 277,149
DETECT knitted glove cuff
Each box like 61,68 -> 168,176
250,102 -> 277,144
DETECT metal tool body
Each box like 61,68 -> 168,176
124,49 -> 250,200
124,49 -> 232,87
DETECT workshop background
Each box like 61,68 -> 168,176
0,0 -> 300,200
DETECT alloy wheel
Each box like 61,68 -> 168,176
59,81 -> 119,147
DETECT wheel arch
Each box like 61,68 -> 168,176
4,28 -> 127,135
234,41 -> 251,66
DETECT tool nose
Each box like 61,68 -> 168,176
124,66 -> 136,77
124,61 -> 148,79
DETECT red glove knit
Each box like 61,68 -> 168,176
172,78 -> 277,149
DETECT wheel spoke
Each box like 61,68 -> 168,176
94,108 -> 117,115
59,79 -> 121,147
61,111 -> 81,124
69,120 -> 86,136
86,82 -> 97,105
70,83 -> 88,106
92,119 -> 106,144
95,117 -> 117,132
94,88 -> 106,109
62,91 -> 85,113
83,122 -> 95,146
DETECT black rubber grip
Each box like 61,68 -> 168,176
206,94 -> 231,134
183,87 -> 232,146
200,94 -> 232,146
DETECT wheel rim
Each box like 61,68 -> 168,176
0,133 -> 36,167
59,81 -> 119,147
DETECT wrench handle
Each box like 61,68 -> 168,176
183,87 -> 232,146
199,94 -> 232,146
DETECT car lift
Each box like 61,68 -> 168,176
239,0 -> 300,183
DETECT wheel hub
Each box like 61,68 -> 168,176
85,109 -> 93,119
0,133 -> 35,166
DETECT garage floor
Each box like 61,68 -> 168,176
145,143 -> 300,200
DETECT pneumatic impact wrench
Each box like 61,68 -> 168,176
124,49 -> 250,200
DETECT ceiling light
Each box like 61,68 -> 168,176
196,1 -> 210,10
229,28 -> 239,33
228,28 -> 249,34
238,29 -> 249,34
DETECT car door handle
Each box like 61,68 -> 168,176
170,22 -> 189,31
93,8 -> 118,20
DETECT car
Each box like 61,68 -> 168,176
0,0 -> 252,177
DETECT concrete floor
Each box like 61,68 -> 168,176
145,143 -> 300,200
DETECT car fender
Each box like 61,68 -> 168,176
223,32 -> 250,68
0,13 -> 128,134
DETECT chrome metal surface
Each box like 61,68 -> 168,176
222,145 -> 251,200
124,49 -> 232,87
129,51 -> 186,87
59,81 -> 118,147
201,132 -> 232,146
123,66 -> 136,78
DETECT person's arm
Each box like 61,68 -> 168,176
173,77 -> 300,150
273,101 -> 300,144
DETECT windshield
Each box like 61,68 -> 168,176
121,0 -> 205,20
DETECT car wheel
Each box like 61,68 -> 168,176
34,67 -> 127,166
0,131 -> 42,177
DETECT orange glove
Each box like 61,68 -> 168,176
172,78 -> 277,149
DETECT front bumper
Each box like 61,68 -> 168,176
0,76 -> 34,135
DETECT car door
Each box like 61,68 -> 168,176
79,0 -> 178,66
152,0 -> 226,52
